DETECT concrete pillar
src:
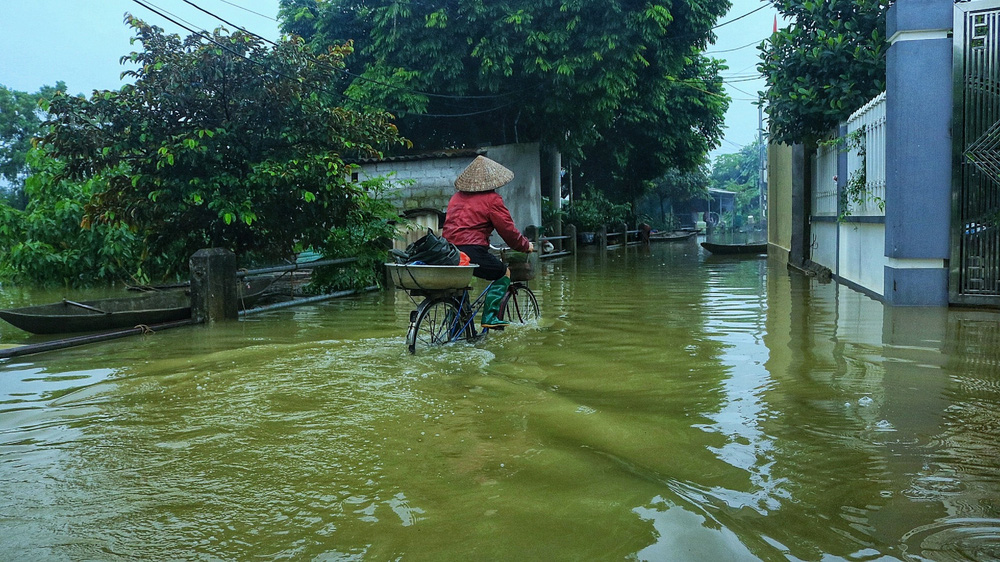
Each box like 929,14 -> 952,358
597,225 -> 608,253
789,143 -> 812,269
883,0 -> 953,306
524,224 -> 541,249
189,248 -> 238,324
542,146 -> 563,239
565,224 -> 578,255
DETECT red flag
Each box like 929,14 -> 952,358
773,15 -> 778,33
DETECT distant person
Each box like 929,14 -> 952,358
442,156 -> 534,328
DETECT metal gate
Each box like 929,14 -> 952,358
952,1 -> 1000,306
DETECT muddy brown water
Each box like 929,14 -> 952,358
2,239 -> 999,560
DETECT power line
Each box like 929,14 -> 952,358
713,5 -> 769,30
705,38 -> 765,55
178,0 -> 526,103
213,0 -> 277,21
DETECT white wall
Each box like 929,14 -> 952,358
839,223 -> 887,296
811,222 -> 838,271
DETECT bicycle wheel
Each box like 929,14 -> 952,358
498,284 -> 539,324
408,299 -> 465,354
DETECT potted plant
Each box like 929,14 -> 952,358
564,189 -> 630,244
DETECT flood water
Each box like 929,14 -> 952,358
2,239 -> 1000,560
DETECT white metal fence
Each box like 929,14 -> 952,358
812,140 -> 839,216
846,91 -> 887,217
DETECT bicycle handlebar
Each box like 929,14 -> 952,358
490,243 -> 535,253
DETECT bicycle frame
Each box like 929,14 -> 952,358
405,280 -> 499,350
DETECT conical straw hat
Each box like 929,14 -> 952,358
454,156 -> 514,192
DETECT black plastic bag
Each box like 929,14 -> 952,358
391,229 -> 460,265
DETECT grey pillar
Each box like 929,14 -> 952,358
883,0 -> 953,306
190,248 -> 238,324
789,143 -> 812,269
542,146 -> 563,241
565,224 -> 578,255
524,224 -> 541,249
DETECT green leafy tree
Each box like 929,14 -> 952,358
642,167 -> 711,228
279,0 -> 730,194
759,0 -> 890,144
39,16 -> 405,279
0,148 -> 142,286
564,188 -> 631,232
710,139 -> 763,224
0,82 -> 66,208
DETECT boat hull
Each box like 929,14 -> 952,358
0,292 -> 192,335
0,277 -> 274,335
700,242 -> 768,255
650,230 -> 698,242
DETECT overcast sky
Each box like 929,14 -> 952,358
0,0 -> 777,162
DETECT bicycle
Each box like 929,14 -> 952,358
391,247 -> 540,354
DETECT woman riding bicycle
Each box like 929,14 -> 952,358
442,156 -> 534,329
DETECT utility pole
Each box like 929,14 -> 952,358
758,104 -> 766,227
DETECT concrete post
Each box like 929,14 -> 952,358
789,143 -> 812,269
883,0 -> 953,306
189,248 -> 238,324
597,225 -> 608,253
542,146 -> 563,242
565,224 -> 578,255
524,224 -> 541,249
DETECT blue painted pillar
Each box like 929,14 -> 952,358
883,0 -> 953,306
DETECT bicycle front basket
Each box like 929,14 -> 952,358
385,263 -> 478,290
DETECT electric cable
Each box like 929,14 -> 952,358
178,0 -> 529,102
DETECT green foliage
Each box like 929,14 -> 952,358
310,177 -> 405,291
819,128 -> 884,221
655,167 -> 712,203
540,196 -> 563,237
709,140 -> 764,225
39,16 -> 406,279
760,0 -> 890,144
0,82 -> 67,208
279,0 -> 730,195
639,167 -> 711,229
0,148 -> 142,286
564,189 -> 631,231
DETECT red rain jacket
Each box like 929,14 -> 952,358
442,191 -> 531,253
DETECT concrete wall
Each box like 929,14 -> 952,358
769,0 -> 956,307
359,156 -> 469,217
840,223 -> 888,295
883,0 -> 953,306
358,143 -> 543,246
482,143 -> 543,239
767,142 -> 794,261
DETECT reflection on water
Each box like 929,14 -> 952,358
2,241 -> 1000,560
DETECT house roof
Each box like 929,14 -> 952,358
359,147 -> 486,164
709,188 -> 737,196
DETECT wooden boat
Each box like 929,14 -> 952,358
0,291 -> 192,335
0,277 -> 274,335
700,241 -> 768,255
649,230 -> 698,242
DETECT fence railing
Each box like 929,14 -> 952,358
528,223 -> 651,258
813,140 -> 839,216
846,91 -> 887,217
